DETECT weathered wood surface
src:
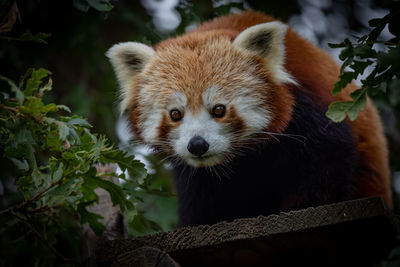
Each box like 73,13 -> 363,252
96,197 -> 399,266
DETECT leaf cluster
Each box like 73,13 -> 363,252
326,1 -> 400,122
0,69 -> 156,265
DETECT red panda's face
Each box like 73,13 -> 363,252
134,38 -> 276,167
108,22 -> 295,167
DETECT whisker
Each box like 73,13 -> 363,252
159,154 -> 177,163
230,130 -> 307,146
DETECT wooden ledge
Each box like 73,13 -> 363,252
96,197 -> 399,266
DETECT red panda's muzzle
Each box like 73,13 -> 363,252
187,136 -> 210,157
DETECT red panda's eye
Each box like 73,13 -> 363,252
170,109 -> 182,122
212,105 -> 226,118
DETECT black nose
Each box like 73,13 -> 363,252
187,136 -> 209,156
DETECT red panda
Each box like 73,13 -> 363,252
107,11 -> 392,227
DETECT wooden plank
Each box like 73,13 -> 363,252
95,197 -> 399,266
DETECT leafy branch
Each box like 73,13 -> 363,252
0,68 -> 159,265
326,2 -> 400,122
0,164 -> 82,216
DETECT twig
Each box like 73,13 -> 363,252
27,204 -> 50,214
0,164 -> 81,215
22,164 -> 81,207
0,104 -> 18,112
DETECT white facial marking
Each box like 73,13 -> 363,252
141,112 -> 163,144
231,94 -> 270,134
167,92 -> 187,111
203,86 -> 271,139
140,92 -> 187,145
202,85 -> 222,108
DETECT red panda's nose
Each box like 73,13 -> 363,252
187,136 -> 209,157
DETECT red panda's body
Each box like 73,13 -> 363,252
108,11 -> 392,227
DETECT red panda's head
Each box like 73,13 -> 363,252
107,22 -> 295,167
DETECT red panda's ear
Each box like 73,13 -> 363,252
107,42 -> 155,114
233,22 -> 296,85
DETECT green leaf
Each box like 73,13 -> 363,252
9,158 -> 29,172
326,101 -> 353,122
352,44 -> 376,58
348,90 -> 367,120
368,24 -> 386,42
100,149 -> 147,184
41,103 -> 58,114
25,68 -> 52,96
366,84 -> 383,96
16,175 -> 36,196
371,69 -> 395,87
121,181 -> 140,196
0,75 -> 24,104
349,60 -> 373,76
128,161 -> 148,184
349,88 -> 366,100
81,167 -> 134,212
25,143 -> 38,172
328,38 -> 351,49
52,163 -> 64,182
127,213 -> 163,236
332,71 -> 355,95
45,177 -> 81,204
123,208 -> 138,224
367,13 -> 390,41
328,42 -> 344,49
376,47 -> 400,73
13,125 -> 35,147
78,130 -> 96,151
338,46 -> 353,61
18,69 -> 33,89
77,203 -> 106,235
56,105 -> 71,113
85,173 -> 133,212
19,97 -> 43,117
67,117 -> 91,127
47,131 -> 61,151
340,57 -> 353,74
58,122 -> 70,141
67,128 -> 81,146
326,88 -> 367,122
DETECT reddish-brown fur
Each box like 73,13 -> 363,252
152,31 -> 295,134
132,11 -> 392,207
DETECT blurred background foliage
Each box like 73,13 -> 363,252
1,0 -> 399,236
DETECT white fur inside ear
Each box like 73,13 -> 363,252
106,42 -> 155,114
233,22 -> 296,85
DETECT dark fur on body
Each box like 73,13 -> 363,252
174,90 -> 360,227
